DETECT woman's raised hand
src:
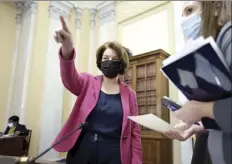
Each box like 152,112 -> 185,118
54,16 -> 73,59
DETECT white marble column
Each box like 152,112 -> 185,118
74,7 -> 82,67
97,1 -> 116,74
38,1 -> 72,160
10,1 -> 38,124
97,1 -> 117,45
5,2 -> 24,125
172,2 -> 193,164
20,2 -> 38,124
71,7 -> 83,110
88,8 -> 97,73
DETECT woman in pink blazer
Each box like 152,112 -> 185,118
52,16 -> 142,164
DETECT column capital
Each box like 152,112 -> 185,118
90,8 -> 97,30
23,1 -> 38,15
97,1 -> 116,25
15,1 -> 38,24
15,2 -> 24,24
49,1 -> 73,20
75,7 -> 83,29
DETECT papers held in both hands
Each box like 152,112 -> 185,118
128,114 -> 174,132
161,37 -> 231,102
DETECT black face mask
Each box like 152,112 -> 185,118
101,60 -> 121,79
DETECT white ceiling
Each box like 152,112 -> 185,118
68,1 -> 104,9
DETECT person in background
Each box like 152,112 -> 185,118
163,1 -> 231,164
4,115 -> 28,136
52,16 -> 142,164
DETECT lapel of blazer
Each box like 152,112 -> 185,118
93,75 -> 102,101
120,82 -> 130,135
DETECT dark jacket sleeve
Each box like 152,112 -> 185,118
15,124 -> 29,135
3,127 -> 9,135
214,97 -> 232,134
214,21 -> 232,134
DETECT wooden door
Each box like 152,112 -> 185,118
122,50 -> 172,164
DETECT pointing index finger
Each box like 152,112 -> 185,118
60,15 -> 70,33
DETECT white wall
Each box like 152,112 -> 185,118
119,9 -> 170,55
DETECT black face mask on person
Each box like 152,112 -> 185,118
101,60 -> 121,79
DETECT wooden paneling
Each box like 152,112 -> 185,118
122,49 -> 172,164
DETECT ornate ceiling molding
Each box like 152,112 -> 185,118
71,1 -> 116,27
15,1 -> 116,25
97,1 -> 116,25
71,1 -> 104,9
49,1 -> 73,20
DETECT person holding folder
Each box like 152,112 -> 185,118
163,1 -> 231,164
52,16 -> 142,164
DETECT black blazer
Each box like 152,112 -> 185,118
191,131 -> 212,164
4,123 -> 28,135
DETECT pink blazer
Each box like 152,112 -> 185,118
53,49 -> 142,164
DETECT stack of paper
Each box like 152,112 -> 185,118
128,114 -> 174,132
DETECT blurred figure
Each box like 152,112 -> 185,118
191,131 -> 212,164
52,16 -> 142,164
4,115 -> 28,136
163,1 -> 231,164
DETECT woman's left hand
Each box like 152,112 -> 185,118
174,100 -> 215,124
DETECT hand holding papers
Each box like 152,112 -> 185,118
128,114 -> 202,141
128,114 -> 174,132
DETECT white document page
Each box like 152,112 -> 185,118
128,113 -> 174,132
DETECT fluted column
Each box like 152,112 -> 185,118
5,2 -> 24,125
10,1 -> 38,124
20,1 -> 38,124
71,7 -> 83,110
97,2 -> 116,74
88,8 -> 97,73
74,7 -> 82,66
38,1 -> 72,160
97,1 -> 117,45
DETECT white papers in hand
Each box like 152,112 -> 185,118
128,114 -> 174,132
